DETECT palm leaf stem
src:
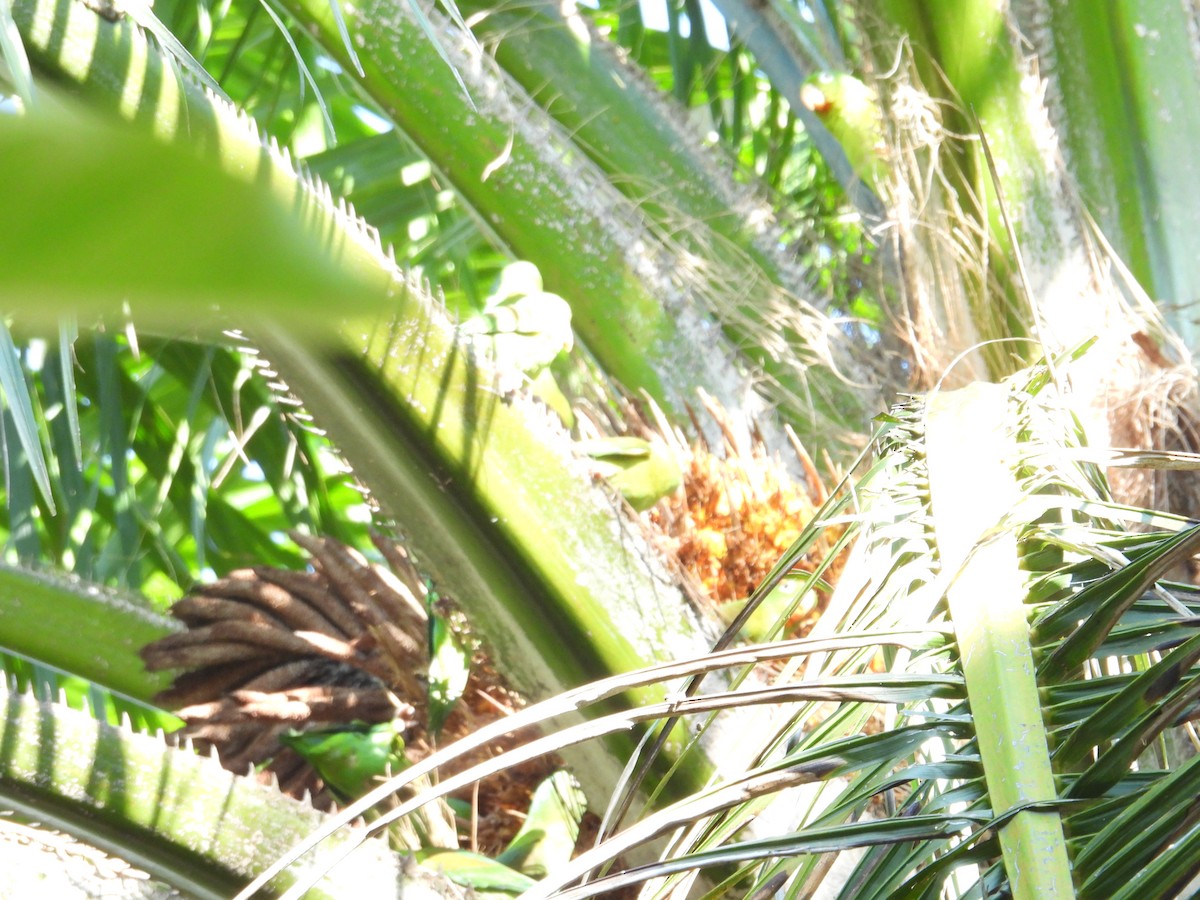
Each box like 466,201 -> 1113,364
274,0 -> 867,445
1029,0 -> 1200,348
0,563 -> 175,701
926,382 -> 1073,898
0,684 -> 409,898
450,0 -> 872,439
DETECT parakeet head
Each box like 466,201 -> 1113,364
799,71 -> 887,192
800,72 -> 879,120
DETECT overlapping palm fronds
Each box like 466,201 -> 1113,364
590,365 -> 1200,898
7,0 -> 1200,894
233,352 -> 1200,897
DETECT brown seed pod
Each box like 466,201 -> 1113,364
145,532 -> 572,853
152,659 -> 280,708
177,686 -> 410,725
196,575 -> 343,634
168,594 -> 283,628
141,639 -> 289,671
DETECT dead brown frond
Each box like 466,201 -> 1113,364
1107,347 -> 1200,526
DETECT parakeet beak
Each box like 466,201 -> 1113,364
799,83 -> 831,114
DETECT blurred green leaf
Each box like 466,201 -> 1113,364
0,323 -> 52,513
0,108 -> 381,327
427,609 -> 470,736
0,0 -> 32,105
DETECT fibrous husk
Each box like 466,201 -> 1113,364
1106,341 -> 1200,577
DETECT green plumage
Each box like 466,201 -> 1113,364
800,72 -> 886,191
279,720 -> 406,799
577,436 -> 683,512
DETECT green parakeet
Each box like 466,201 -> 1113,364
496,770 -> 586,878
800,72 -> 886,192
460,261 -> 574,377
460,261 -> 576,424
577,436 -> 683,512
415,849 -> 536,894
717,573 -> 814,643
279,719 -> 407,799
415,771 -> 585,892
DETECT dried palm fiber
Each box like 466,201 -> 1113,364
1106,336 -> 1200,551
869,45 -> 1200,530
864,49 -> 994,393
578,388 -> 849,636
142,532 -> 555,853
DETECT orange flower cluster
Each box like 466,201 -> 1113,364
647,421 -> 847,636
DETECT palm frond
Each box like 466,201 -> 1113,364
0,679 -> 404,897
0,330 -> 369,595
249,355 -> 1200,898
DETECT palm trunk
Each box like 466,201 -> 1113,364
844,0 -> 1189,460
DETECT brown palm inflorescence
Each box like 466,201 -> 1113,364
141,533 -> 554,854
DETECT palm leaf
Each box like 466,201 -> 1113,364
0,0 -> 33,104
0,680 -> 408,898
